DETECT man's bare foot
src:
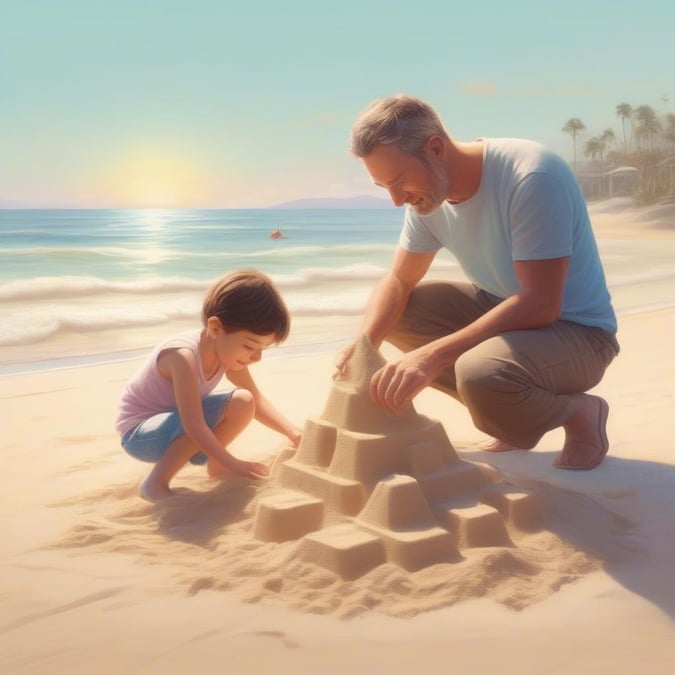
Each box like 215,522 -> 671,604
480,438 -> 519,452
554,394 -> 609,470
139,477 -> 174,502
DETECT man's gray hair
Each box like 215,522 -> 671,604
350,94 -> 448,159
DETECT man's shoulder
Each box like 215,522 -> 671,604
484,137 -> 556,161
482,136 -> 543,149
483,137 -> 571,182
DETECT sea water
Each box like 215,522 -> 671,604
1,208 -> 673,374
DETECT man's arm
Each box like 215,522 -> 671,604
362,247 -> 436,346
370,256 -> 570,410
335,247 -> 435,374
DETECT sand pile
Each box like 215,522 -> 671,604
51,338 -> 613,618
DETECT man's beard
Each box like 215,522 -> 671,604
410,161 -> 449,215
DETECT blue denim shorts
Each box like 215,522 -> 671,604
120,391 -> 235,465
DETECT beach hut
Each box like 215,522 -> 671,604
656,156 -> 675,195
577,165 -> 638,200
605,166 -> 639,197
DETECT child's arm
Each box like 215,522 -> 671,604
227,367 -> 302,447
159,349 -> 268,478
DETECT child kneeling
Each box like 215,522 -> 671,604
115,270 -> 302,501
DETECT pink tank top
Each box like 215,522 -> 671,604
115,330 -> 225,435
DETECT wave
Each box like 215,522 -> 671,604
0,245 -> 181,260
0,263 -> 394,302
0,305 -> 196,347
240,243 -> 396,258
2,276 -> 671,353
0,241 -> 396,261
0,290 -> 369,347
0,276 -> 209,301
273,264 -> 388,287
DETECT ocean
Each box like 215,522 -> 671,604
1,208 -> 674,374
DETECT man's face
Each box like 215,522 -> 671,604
362,142 -> 448,215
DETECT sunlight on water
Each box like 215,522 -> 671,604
134,209 -> 171,232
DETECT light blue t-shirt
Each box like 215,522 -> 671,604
399,137 -> 617,333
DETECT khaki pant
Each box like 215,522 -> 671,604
387,281 -> 620,448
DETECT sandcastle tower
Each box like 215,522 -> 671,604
254,336 -> 542,579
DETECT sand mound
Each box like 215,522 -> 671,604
587,196 -> 638,215
589,196 -> 675,235
641,199 -> 675,229
49,338 -> 631,618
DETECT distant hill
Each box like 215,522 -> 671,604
271,195 -> 396,210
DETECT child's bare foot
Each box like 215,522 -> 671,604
480,438 -> 519,452
555,394 -> 609,470
139,477 -> 174,501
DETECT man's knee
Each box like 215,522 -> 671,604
455,347 -> 508,402
454,343 -> 544,449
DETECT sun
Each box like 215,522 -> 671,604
102,147 -> 214,208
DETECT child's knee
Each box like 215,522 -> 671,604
229,389 -> 256,421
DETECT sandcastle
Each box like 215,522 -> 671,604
254,336 -> 543,580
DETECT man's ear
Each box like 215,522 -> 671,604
425,134 -> 445,160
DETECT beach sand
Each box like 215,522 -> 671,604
1,201 -> 674,674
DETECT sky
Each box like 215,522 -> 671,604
1,0 -> 673,208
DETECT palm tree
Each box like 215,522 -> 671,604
600,129 -> 615,159
562,118 -> 586,173
634,105 -> 661,150
615,103 -> 633,151
664,113 -> 675,151
584,137 -> 605,161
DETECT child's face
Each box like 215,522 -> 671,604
215,328 -> 276,371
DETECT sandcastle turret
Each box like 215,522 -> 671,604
253,336 -> 542,579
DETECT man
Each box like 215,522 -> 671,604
338,94 -> 619,470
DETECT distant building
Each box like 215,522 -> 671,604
576,164 -> 639,201
656,156 -> 675,195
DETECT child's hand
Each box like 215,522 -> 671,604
229,458 -> 269,480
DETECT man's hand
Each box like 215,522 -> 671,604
370,346 -> 447,411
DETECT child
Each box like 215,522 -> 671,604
116,270 -> 302,501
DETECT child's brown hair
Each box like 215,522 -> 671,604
202,270 -> 290,342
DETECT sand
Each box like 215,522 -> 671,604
587,196 -> 675,239
1,201 -> 674,674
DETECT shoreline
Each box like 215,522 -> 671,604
2,301 -> 672,377
0,312 -> 363,375
0,334 -> 351,377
